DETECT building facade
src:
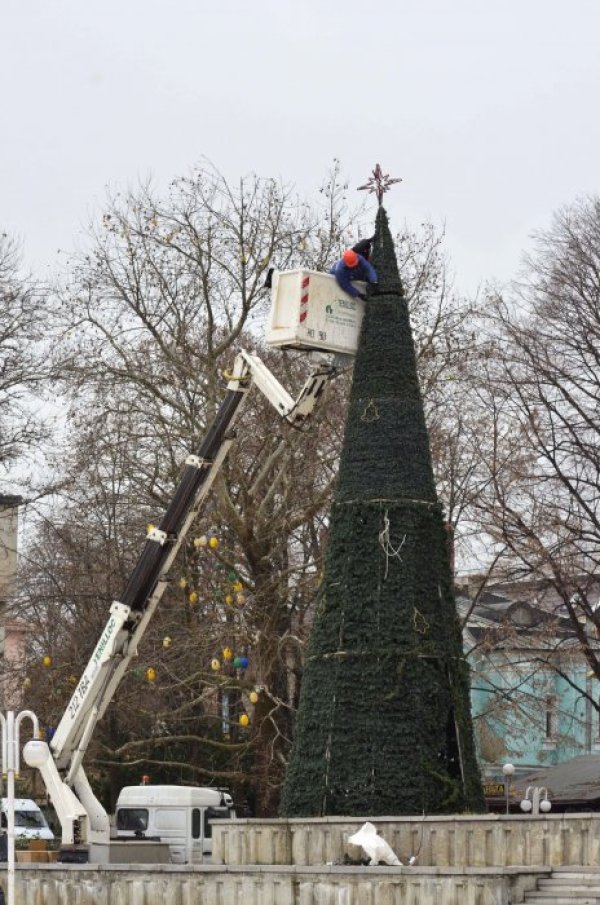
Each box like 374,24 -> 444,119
458,578 -> 600,809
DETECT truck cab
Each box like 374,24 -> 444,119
115,785 -> 234,863
0,798 -> 55,842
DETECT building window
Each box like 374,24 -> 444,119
192,808 -> 201,840
545,695 -> 557,740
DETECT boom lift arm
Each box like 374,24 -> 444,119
24,349 -> 338,855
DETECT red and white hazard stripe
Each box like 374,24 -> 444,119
299,275 -> 309,323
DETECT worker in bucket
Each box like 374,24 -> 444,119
330,245 -> 377,300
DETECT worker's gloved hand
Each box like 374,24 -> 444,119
357,292 -> 367,301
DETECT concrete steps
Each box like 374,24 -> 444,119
525,869 -> 600,904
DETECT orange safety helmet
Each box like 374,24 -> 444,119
342,249 -> 359,268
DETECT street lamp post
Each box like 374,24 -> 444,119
502,762 -> 515,815
0,710 -> 40,905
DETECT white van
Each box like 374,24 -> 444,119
115,785 -> 235,864
0,798 -> 55,841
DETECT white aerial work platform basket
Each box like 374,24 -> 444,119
266,270 -> 365,355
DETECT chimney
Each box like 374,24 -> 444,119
0,495 -> 26,709
0,495 -> 21,606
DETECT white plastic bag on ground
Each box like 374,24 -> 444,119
347,822 -> 402,866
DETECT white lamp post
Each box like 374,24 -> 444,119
0,710 -> 40,905
502,762 -> 515,815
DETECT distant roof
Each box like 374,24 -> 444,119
458,585 -> 577,640
458,575 -> 600,616
477,591 -> 513,608
516,756 -> 600,803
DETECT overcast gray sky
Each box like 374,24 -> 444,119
2,0 -> 599,295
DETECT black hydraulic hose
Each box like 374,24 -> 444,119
120,387 -> 246,612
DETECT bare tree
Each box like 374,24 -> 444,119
15,166 -> 491,813
474,196 -> 600,679
15,164 -> 360,812
0,234 -> 48,488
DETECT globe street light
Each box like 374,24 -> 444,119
521,786 -> 551,816
502,763 -> 515,815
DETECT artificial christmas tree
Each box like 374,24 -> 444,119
280,198 -> 484,817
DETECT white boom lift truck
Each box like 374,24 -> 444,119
22,269 -> 365,862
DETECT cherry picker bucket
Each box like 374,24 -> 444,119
266,270 -> 364,355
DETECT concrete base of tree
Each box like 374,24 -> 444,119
212,813 -> 600,868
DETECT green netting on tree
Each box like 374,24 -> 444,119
280,206 -> 484,817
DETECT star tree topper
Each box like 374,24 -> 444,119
357,164 -> 402,205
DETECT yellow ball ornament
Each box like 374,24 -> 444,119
239,713 -> 250,727
211,658 -> 221,671
178,577 -> 187,589
249,691 -> 259,705
232,581 -> 243,593
162,636 -> 173,649
208,536 -> 219,550
225,594 -> 234,606
145,667 -> 156,683
188,591 -> 199,605
42,655 -> 52,668
68,675 -> 78,686
236,593 -> 246,606
222,647 -> 233,662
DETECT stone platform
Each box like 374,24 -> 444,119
1,862 -> 550,904
212,812 -> 600,868
3,813 -> 600,904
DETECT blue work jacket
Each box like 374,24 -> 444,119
329,255 -> 378,298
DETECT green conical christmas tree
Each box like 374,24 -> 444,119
280,206 -> 484,817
